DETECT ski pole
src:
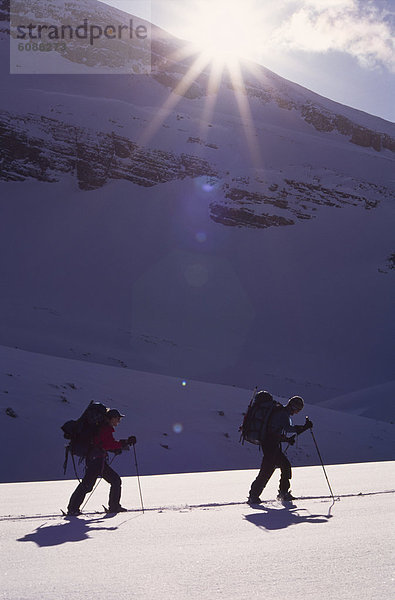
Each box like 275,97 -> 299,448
133,444 -> 145,514
80,454 -> 117,512
310,428 -> 335,501
80,477 -> 103,512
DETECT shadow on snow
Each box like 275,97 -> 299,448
244,503 -> 332,531
16,515 -> 124,547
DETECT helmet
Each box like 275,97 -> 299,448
288,396 -> 304,410
107,408 -> 125,419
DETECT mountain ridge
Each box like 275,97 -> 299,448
0,0 -> 394,396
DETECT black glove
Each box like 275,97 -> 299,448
120,439 -> 130,450
304,417 -> 313,430
114,449 -> 122,455
286,435 -> 296,446
127,435 -> 137,445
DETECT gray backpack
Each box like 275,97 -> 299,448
239,390 -> 281,445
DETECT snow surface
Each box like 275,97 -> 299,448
1,171 -> 394,398
1,462 -> 394,600
318,381 -> 395,423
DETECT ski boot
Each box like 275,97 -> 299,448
277,491 -> 295,502
247,496 -> 263,506
106,505 -> 128,513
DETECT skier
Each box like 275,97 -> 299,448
67,408 -> 136,515
247,395 -> 313,504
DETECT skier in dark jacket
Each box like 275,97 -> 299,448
247,396 -> 313,504
67,408 -> 136,516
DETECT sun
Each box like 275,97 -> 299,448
179,0 -> 262,64
139,0 -> 267,167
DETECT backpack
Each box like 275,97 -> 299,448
61,401 -> 108,474
239,389 -> 281,445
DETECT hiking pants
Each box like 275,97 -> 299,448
249,445 -> 292,499
67,457 -> 122,512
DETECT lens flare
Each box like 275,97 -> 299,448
196,232 -> 207,243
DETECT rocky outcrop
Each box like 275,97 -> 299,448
210,204 -> 294,229
1,106 -> 390,231
0,111 -> 218,190
243,79 -> 395,153
187,137 -> 218,149
208,178 -> 384,229
283,179 -> 379,211
301,105 -> 394,152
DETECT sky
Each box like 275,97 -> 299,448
105,0 -> 395,122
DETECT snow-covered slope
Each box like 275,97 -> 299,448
1,463 -> 394,600
1,345 -> 394,483
318,381 -> 395,423
0,0 -> 394,398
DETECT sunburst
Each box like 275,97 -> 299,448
139,0 -> 267,167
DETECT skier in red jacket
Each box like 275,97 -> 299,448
67,409 -> 136,516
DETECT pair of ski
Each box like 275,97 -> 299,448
247,494 -> 326,507
61,505 -> 132,517
247,499 -> 294,507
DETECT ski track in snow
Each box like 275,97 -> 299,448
1,489 -> 394,522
